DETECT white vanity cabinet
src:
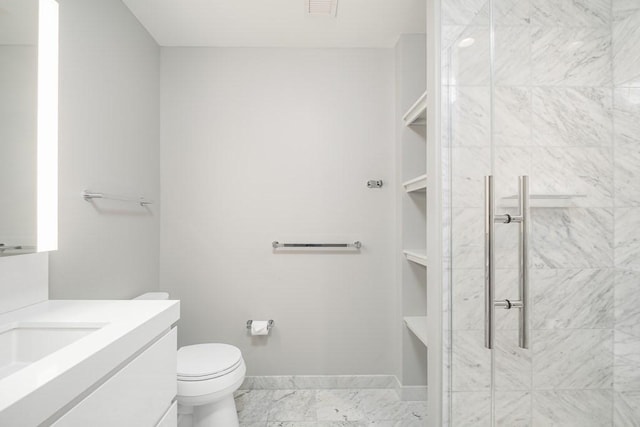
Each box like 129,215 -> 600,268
52,327 -> 177,427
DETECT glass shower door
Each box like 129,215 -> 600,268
444,0 -> 640,425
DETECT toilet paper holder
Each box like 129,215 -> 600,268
246,320 -> 275,331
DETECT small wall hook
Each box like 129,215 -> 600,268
367,180 -> 383,188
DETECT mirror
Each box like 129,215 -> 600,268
0,0 -> 58,256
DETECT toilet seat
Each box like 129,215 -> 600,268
178,343 -> 243,381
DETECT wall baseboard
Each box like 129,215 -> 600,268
240,375 -> 427,402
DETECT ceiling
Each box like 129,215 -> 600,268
121,0 -> 426,48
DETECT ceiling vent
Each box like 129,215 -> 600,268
306,0 -> 338,17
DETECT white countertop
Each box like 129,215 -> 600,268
0,299 -> 180,426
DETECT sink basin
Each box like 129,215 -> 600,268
0,322 -> 104,379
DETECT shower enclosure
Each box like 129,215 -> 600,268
440,0 -> 640,425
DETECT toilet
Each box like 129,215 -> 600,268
134,293 -> 246,427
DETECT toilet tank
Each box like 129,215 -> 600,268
134,292 -> 170,300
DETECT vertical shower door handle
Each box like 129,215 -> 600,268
484,175 -> 529,350
484,176 -> 495,349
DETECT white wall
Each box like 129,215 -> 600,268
0,253 -> 47,314
160,47 -> 396,375
0,46 -> 37,248
49,0 -> 161,299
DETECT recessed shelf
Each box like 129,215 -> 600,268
402,174 -> 427,193
499,194 -> 587,208
403,249 -> 427,267
402,91 -> 427,126
404,316 -> 427,346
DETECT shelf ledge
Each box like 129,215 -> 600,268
499,194 -> 587,208
404,316 -> 427,347
403,249 -> 427,267
402,174 -> 427,193
402,91 -> 427,126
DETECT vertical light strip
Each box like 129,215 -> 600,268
37,0 -> 58,252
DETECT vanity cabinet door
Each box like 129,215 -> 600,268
52,328 -> 177,427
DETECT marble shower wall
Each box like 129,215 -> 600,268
442,0 -> 640,425
613,1 -> 640,424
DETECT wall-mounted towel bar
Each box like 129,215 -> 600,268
83,191 -> 153,206
272,241 -> 362,249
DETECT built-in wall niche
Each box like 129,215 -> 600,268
0,0 -> 58,256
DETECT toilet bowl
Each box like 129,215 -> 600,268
177,343 -> 246,427
134,293 -> 246,427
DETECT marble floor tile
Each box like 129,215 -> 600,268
268,390 -> 317,422
237,388 -> 425,427
236,390 -> 275,423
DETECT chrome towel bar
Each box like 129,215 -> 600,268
272,241 -> 362,249
83,191 -> 153,206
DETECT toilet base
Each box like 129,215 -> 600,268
178,395 -> 239,427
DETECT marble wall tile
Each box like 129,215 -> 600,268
531,208 -> 614,269
494,268 -> 521,330
614,269 -> 640,336
451,268 -> 483,331
442,0 -> 489,26
443,25 -> 469,53
532,328 -> 613,389
451,330 -> 491,391
494,87 -> 532,147
451,147 -> 490,208
532,268 -> 614,329
613,5 -> 640,87
450,27 -> 491,85
451,87 -> 491,147
494,26 -> 532,86
494,330 -> 532,391
614,88 -> 640,207
494,146 -> 532,200
531,27 -> 611,86
532,87 -> 613,147
451,392 -> 491,426
614,330 -> 640,391
241,376 -> 403,390
531,147 -> 613,207
614,390 -> 640,425
614,146 -> 640,207
451,207 -> 483,269
531,0 -> 612,27
613,88 -> 640,147
493,0 -> 531,26
614,208 -> 640,269
532,390 -> 613,426
495,391 -> 531,426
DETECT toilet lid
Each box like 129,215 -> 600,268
177,343 -> 242,379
